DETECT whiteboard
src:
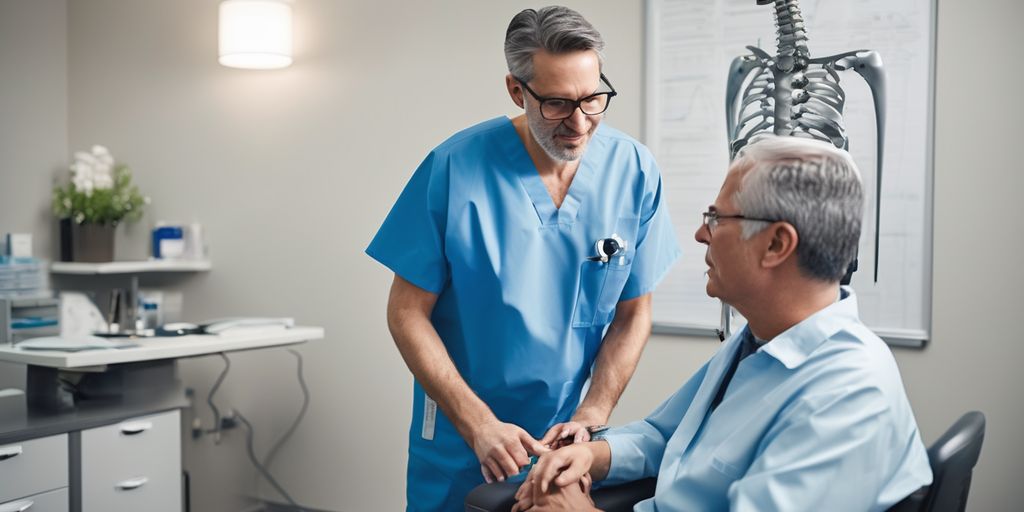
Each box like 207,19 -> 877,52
645,0 -> 936,347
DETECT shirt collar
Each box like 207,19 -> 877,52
756,286 -> 860,369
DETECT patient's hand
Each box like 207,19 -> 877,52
529,443 -> 595,494
512,472 -> 593,512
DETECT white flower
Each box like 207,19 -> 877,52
91,145 -> 113,165
91,146 -> 115,190
70,144 -> 118,194
70,161 -> 94,196
93,171 -> 114,190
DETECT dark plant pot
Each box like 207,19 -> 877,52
59,218 -> 74,262
60,220 -> 116,262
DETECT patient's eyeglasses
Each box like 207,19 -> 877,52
701,210 -> 779,235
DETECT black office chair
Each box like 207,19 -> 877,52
464,411 -> 986,512
888,411 -> 986,512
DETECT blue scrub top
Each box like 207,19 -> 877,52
367,116 -> 680,509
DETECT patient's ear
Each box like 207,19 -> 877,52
762,222 -> 798,269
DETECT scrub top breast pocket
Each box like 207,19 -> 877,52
572,216 -> 639,328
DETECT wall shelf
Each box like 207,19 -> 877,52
50,260 -> 212,275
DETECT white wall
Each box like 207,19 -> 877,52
892,0 -> 1024,508
1,0 -> 1021,510
0,0 -> 67,389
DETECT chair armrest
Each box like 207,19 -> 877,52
886,485 -> 928,512
592,478 -> 657,512
465,481 -> 518,512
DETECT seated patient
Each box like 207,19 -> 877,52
515,135 -> 932,511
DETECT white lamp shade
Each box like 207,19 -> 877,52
219,0 -> 293,69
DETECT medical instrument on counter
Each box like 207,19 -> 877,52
155,317 -> 294,337
587,234 -> 626,263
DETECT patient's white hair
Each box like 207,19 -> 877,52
732,135 -> 864,282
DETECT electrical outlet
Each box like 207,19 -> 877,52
219,409 -> 239,430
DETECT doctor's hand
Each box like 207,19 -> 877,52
471,420 -> 550,483
540,421 -> 592,449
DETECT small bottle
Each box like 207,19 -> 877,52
185,222 -> 206,260
142,302 -> 160,329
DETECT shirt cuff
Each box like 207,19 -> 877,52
603,430 -> 651,484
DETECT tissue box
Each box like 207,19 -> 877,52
4,233 -> 32,258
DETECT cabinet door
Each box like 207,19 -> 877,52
0,434 -> 68,503
0,487 -> 69,512
80,410 -> 181,512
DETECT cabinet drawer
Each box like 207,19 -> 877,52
81,410 -> 181,512
0,434 -> 68,503
0,487 -> 69,512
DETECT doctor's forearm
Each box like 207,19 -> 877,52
387,278 -> 497,438
395,329 -> 494,429
575,295 -> 652,424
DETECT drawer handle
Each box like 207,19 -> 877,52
120,421 -> 153,435
0,445 -> 22,461
0,499 -> 34,512
115,476 -> 149,490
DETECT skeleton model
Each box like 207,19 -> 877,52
725,0 -> 886,282
717,0 -> 887,338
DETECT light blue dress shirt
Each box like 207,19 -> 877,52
367,117 -> 681,511
603,288 -> 932,511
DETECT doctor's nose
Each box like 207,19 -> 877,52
563,107 -> 588,131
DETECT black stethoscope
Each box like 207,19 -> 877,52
587,234 -> 627,263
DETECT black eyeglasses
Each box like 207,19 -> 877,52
515,74 -> 618,120
701,210 -> 779,233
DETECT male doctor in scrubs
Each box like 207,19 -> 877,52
366,6 -> 680,511
514,136 -> 931,511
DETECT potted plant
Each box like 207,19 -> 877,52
52,145 -> 148,262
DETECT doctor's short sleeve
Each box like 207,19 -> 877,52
365,151 -> 450,294
620,154 -> 681,301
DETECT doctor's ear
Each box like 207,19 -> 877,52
506,75 -> 525,108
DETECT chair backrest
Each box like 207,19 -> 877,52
922,411 -> 986,512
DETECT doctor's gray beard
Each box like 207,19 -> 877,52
527,113 -> 590,162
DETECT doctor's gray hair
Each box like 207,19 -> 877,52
504,6 -> 605,82
732,135 -> 864,282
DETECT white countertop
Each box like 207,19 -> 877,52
50,259 -> 212,274
0,326 -> 324,368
